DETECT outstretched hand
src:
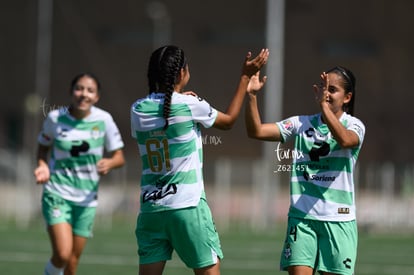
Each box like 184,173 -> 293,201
242,48 -> 269,77
247,71 -> 267,95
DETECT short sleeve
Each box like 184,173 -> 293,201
37,113 -> 55,146
104,114 -> 124,152
347,117 -> 365,146
186,96 -> 218,128
276,116 -> 299,143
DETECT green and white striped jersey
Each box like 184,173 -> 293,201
38,106 -> 124,207
276,112 -> 365,221
131,92 -> 218,213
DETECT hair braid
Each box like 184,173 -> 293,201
147,45 -> 186,130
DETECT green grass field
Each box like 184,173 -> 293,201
1,218 -> 414,275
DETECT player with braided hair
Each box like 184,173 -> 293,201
131,45 -> 269,275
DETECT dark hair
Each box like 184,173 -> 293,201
326,66 -> 356,115
147,45 -> 187,130
70,72 -> 101,93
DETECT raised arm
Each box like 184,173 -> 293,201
314,72 -> 360,148
245,72 -> 282,141
320,103 -> 360,148
213,49 -> 269,130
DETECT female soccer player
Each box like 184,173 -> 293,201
245,67 -> 365,275
34,72 -> 125,275
131,45 -> 269,275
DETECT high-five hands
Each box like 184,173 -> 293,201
242,49 -> 269,77
247,71 -> 267,95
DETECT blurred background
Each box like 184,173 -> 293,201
1,0 -> 414,233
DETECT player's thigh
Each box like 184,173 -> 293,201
287,265 -> 314,275
72,235 -> 88,258
47,222 -> 73,260
139,261 -> 166,275
194,260 -> 220,275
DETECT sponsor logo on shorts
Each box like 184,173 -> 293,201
52,207 -> 61,218
283,243 -> 292,259
343,258 -> 352,269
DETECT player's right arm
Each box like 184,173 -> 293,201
34,144 -> 50,184
213,49 -> 269,130
245,72 -> 282,142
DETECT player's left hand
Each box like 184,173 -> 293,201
97,158 -> 112,175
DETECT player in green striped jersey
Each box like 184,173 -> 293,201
34,73 -> 125,275
245,67 -> 365,275
131,45 -> 268,275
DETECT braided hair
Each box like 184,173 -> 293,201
147,45 -> 187,130
326,66 -> 356,116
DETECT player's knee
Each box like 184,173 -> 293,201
52,250 -> 72,266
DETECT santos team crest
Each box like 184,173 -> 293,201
91,126 -> 101,139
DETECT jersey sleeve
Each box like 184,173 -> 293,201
347,117 -> 365,146
186,96 -> 218,128
104,114 -> 124,152
130,101 -> 138,139
37,112 -> 56,146
276,116 -> 300,143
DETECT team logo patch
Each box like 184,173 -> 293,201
91,126 -> 101,139
283,243 -> 292,259
282,120 -> 293,131
343,258 -> 352,269
52,207 -> 62,218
